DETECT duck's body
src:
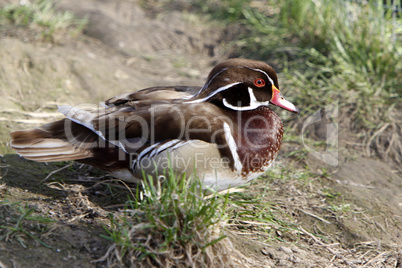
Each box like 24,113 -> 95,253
10,59 -> 298,191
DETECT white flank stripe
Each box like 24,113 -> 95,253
169,140 -> 184,150
149,140 -> 181,158
169,140 -> 195,152
147,148 -> 158,159
223,122 -> 242,172
135,143 -> 160,167
170,140 -> 192,151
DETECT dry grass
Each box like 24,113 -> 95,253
98,220 -> 239,268
95,173 -> 243,267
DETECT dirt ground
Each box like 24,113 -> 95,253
0,0 -> 401,267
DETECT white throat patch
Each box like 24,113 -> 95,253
222,87 -> 269,111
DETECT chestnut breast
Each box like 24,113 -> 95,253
230,106 -> 283,173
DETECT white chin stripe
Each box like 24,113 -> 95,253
222,87 -> 269,111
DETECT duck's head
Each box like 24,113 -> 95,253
189,58 -> 299,114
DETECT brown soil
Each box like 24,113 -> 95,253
0,0 -> 401,267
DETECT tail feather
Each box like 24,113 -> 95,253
10,138 -> 71,149
21,153 -> 91,162
10,129 -> 52,140
10,119 -> 96,162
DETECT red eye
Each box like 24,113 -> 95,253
254,78 -> 265,87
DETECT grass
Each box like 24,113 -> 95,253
0,200 -> 54,248
226,186 -> 299,242
277,0 -> 401,123
99,168 -> 236,267
0,0 -> 87,41
186,0 -> 402,162
99,165 -> 326,265
1,0 -> 400,265
139,0 -> 402,161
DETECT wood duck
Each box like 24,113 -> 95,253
10,58 -> 299,191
